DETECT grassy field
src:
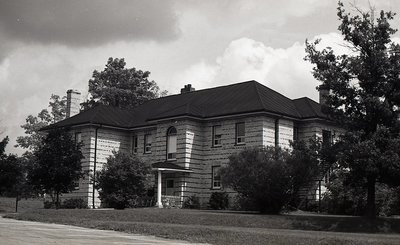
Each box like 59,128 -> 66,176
0,197 -> 43,213
4,207 -> 400,245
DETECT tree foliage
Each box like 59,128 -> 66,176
96,151 -> 152,209
221,139 -> 331,214
83,57 -> 166,110
16,94 -> 66,152
305,1 -> 400,217
0,137 -> 24,196
27,128 -> 84,208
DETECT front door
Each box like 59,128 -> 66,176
165,179 -> 175,196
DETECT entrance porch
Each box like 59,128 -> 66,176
152,162 -> 192,208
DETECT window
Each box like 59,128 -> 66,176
73,180 -> 80,190
322,130 -> 332,147
275,119 -> 279,147
144,134 -> 152,153
236,122 -> 245,144
75,132 -> 82,144
166,179 -> 174,188
131,135 -> 138,154
212,166 -> 221,189
212,125 -> 222,146
293,125 -> 299,142
167,127 -> 177,160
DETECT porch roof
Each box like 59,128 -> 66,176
152,161 -> 193,173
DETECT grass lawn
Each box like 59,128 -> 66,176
4,207 -> 400,245
0,197 -> 43,213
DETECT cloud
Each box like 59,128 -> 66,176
0,0 -> 179,47
174,33 -> 345,101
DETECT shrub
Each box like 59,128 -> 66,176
62,198 -> 88,209
96,152 -> 152,209
221,147 -> 292,214
209,192 -> 229,210
43,200 -> 55,209
182,195 -> 200,209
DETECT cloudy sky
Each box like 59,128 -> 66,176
1,0 -> 400,154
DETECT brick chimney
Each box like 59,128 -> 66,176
319,85 -> 329,105
66,89 -> 81,118
180,84 -> 195,94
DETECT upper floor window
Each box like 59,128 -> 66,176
236,122 -> 245,145
212,166 -> 221,189
131,135 -> 138,154
212,125 -> 222,147
293,125 -> 299,142
144,134 -> 152,153
275,119 -> 279,147
167,127 -> 177,160
322,130 -> 332,147
75,132 -> 82,149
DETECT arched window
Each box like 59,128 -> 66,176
167,127 -> 177,160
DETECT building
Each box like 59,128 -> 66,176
44,80 -> 340,208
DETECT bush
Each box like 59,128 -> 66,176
221,147 -> 292,214
62,198 -> 88,209
209,192 -> 229,210
43,200 -> 55,209
96,152 -> 152,209
182,195 -> 200,209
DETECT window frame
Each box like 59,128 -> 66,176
212,125 -> 222,147
235,122 -> 245,145
144,134 -> 152,154
166,127 -> 177,160
211,165 -> 221,189
322,130 -> 332,147
131,135 -> 138,154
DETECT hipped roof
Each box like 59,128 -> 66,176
42,80 -> 328,131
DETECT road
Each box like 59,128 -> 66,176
0,217 -> 207,245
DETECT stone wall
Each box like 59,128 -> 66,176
66,115 -> 339,208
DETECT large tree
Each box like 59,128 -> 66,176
305,2 -> 400,217
0,137 -> 30,212
96,151 -> 152,209
16,94 -> 66,152
83,57 -> 166,110
27,128 -> 84,208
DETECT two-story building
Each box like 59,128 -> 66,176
44,80 -> 339,208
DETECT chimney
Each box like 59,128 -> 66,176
180,84 -> 195,94
318,85 -> 329,105
66,89 -> 81,118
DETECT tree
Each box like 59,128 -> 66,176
83,57 -> 166,110
27,128 -> 84,208
305,2 -> 400,217
221,147 -> 293,214
0,137 -> 23,196
0,137 -> 30,212
16,94 -> 66,152
96,151 -> 152,209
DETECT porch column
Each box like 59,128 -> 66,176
156,170 -> 163,208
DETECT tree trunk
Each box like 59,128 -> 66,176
366,178 -> 376,218
15,193 -> 19,213
56,192 -> 59,209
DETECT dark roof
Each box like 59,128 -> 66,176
43,80 -> 328,130
293,97 -> 327,119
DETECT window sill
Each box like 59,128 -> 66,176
144,152 -> 152,154
211,187 -> 222,190
166,159 -> 177,162
235,143 -> 246,146
211,145 -> 222,148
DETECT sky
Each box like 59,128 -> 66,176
1,0 -> 400,155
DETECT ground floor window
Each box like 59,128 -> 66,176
212,166 -> 221,189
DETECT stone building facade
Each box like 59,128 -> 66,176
45,81 -> 340,208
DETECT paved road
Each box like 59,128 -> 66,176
0,217 -> 207,245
